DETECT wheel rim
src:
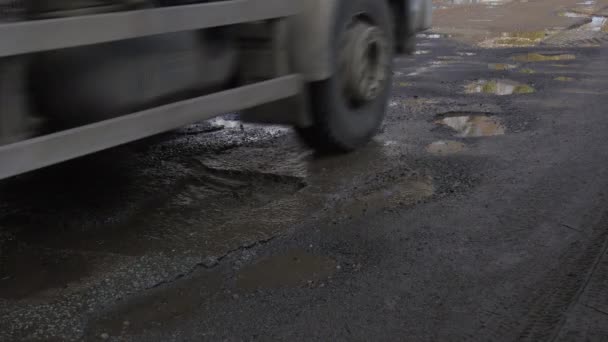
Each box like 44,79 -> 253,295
339,19 -> 390,107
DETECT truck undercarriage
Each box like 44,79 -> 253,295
0,0 -> 432,179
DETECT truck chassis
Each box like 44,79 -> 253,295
0,0 -> 431,179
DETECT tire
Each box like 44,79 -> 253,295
297,0 -> 395,153
400,34 -> 417,55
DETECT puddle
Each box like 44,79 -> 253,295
581,16 -> 608,31
198,147 -> 309,179
331,173 -> 435,217
437,56 -> 463,61
415,50 -> 431,55
465,79 -> 535,95
87,271 -> 223,338
435,114 -> 506,137
457,52 -> 477,56
396,82 -> 411,87
482,31 -> 549,47
520,68 -> 536,74
416,33 -> 451,39
555,76 -> 575,81
426,140 -> 467,155
435,0 -> 514,7
0,248 -> 94,299
489,63 -> 518,71
512,53 -> 576,62
236,251 -> 337,290
207,117 -> 290,136
560,11 -> 588,18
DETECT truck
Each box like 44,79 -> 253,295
0,0 -> 432,180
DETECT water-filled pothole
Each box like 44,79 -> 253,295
236,251 -> 337,290
457,51 -> 477,57
465,79 -> 535,95
426,140 -> 467,155
512,53 -> 576,62
434,0 -> 514,8
489,63 -> 518,71
581,16 -> 607,31
416,33 -> 452,39
481,31 -> 550,47
435,114 -> 506,137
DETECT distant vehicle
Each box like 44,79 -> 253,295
0,0 -> 432,179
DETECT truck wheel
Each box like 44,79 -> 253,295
401,34 -> 417,55
297,0 -> 394,153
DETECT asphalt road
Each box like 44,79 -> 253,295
2,3 -> 608,342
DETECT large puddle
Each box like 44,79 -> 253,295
236,251 -> 337,290
435,114 -> 506,137
465,79 -> 535,95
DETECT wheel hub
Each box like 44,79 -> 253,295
340,21 -> 390,104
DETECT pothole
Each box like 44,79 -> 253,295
416,33 -> 451,39
332,173 -> 435,217
207,117 -> 290,136
512,53 -> 576,62
555,76 -> 575,81
582,16 -> 607,31
438,56 -> 464,61
559,11 -> 588,18
488,63 -> 518,71
481,31 -> 550,47
435,114 -> 506,138
434,0 -> 514,8
236,251 -> 337,290
520,68 -> 536,74
0,248 -> 95,300
426,140 -> 467,155
465,79 -> 535,95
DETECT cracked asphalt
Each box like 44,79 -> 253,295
2,0 -> 608,341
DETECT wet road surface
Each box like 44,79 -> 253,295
2,1 -> 608,341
